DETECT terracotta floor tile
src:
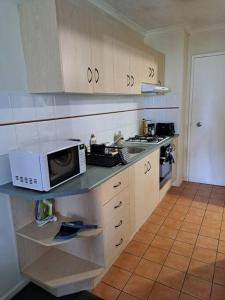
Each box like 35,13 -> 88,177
102,266 -> 131,290
117,292 -> 139,300
123,274 -> 154,300
182,274 -> 211,300
147,213 -> 165,225
211,283 -> 225,300
176,230 -> 198,245
196,191 -> 211,198
134,258 -> 162,280
168,210 -> 187,221
133,230 -> 155,245
173,204 -> 190,213
163,217 -> 183,230
179,292 -> 201,300
205,210 -> 223,220
124,241 -> 148,257
192,201 -> 207,210
154,207 -> 170,217
192,246 -> 217,264
219,230 -> 225,241
181,222 -> 200,234
199,225 -> 220,239
157,225 -> 178,240
188,259 -> 214,282
164,252 -> 190,272
93,282 -> 120,300
114,252 -> 140,272
214,266 -> 225,286
185,214 -> 203,225
188,207 -> 205,217
141,221 -> 160,234
196,235 -> 218,250
207,204 -> 224,214
216,252 -> 225,268
171,240 -> 194,258
202,219 -> 221,229
157,265 -> 185,290
194,196 -> 209,204
144,246 -> 168,264
151,235 -> 174,251
158,201 -> 174,210
148,282 -> 179,300
222,222 -> 225,230
218,240 -> 225,253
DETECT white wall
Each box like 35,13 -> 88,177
144,28 -> 189,185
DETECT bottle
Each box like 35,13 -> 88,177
90,133 -> 97,146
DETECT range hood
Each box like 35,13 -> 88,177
141,83 -> 170,94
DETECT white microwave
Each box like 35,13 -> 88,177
9,140 -> 86,191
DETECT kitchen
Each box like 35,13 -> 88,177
1,0 -> 225,300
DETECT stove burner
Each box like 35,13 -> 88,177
126,135 -> 169,144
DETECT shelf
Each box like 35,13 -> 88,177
22,248 -> 103,289
17,215 -> 103,247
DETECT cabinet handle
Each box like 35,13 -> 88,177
115,220 -> 123,228
131,75 -> 134,87
94,68 -> 99,83
149,67 -> 152,78
113,181 -> 121,188
152,68 -> 155,78
147,161 -> 151,172
127,74 -> 130,87
115,238 -> 124,247
144,163 -> 148,174
114,201 -> 122,209
87,67 -> 92,83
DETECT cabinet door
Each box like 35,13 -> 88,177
129,150 -> 160,232
90,6 -> 115,93
113,24 -> 131,94
56,0 -> 93,93
140,46 -> 155,84
129,42 -> 142,95
156,51 -> 165,86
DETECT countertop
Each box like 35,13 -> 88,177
0,135 -> 178,201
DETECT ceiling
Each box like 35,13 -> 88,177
102,0 -> 225,32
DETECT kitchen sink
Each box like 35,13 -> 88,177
126,146 -> 146,154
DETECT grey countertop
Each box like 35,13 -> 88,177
0,135 -> 178,201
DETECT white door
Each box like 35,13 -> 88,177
188,53 -> 225,185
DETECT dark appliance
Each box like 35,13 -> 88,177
147,123 -> 156,136
156,123 -> 175,137
160,143 -> 174,188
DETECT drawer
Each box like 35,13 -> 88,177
104,207 -> 130,239
99,169 -> 129,205
102,188 -> 129,225
104,221 -> 129,266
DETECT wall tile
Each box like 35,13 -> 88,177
0,126 -> 17,155
15,123 -> 39,147
11,93 -> 36,121
34,95 -> 55,119
0,93 -> 13,123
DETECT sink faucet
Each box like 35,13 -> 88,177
113,131 -> 124,146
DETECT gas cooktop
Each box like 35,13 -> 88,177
126,135 -> 170,144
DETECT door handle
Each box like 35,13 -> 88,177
144,163 -> 148,174
113,181 -> 121,188
115,238 -> 123,247
152,68 -> 155,78
147,161 -> 151,172
115,220 -> 123,228
114,201 -> 122,209
196,122 -> 202,127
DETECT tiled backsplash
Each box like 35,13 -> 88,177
0,92 -> 180,184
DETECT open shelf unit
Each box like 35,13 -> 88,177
22,248 -> 103,289
17,215 -> 103,247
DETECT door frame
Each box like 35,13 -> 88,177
186,51 -> 225,181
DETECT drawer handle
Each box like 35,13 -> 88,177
115,238 -> 124,247
113,181 -> 121,188
114,201 -> 122,209
147,161 -> 151,172
115,220 -> 123,228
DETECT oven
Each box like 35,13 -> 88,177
160,143 -> 174,188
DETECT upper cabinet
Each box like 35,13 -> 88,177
19,0 -> 165,94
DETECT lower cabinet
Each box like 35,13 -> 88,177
129,150 -> 160,234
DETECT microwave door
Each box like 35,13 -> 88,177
47,146 -> 80,188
